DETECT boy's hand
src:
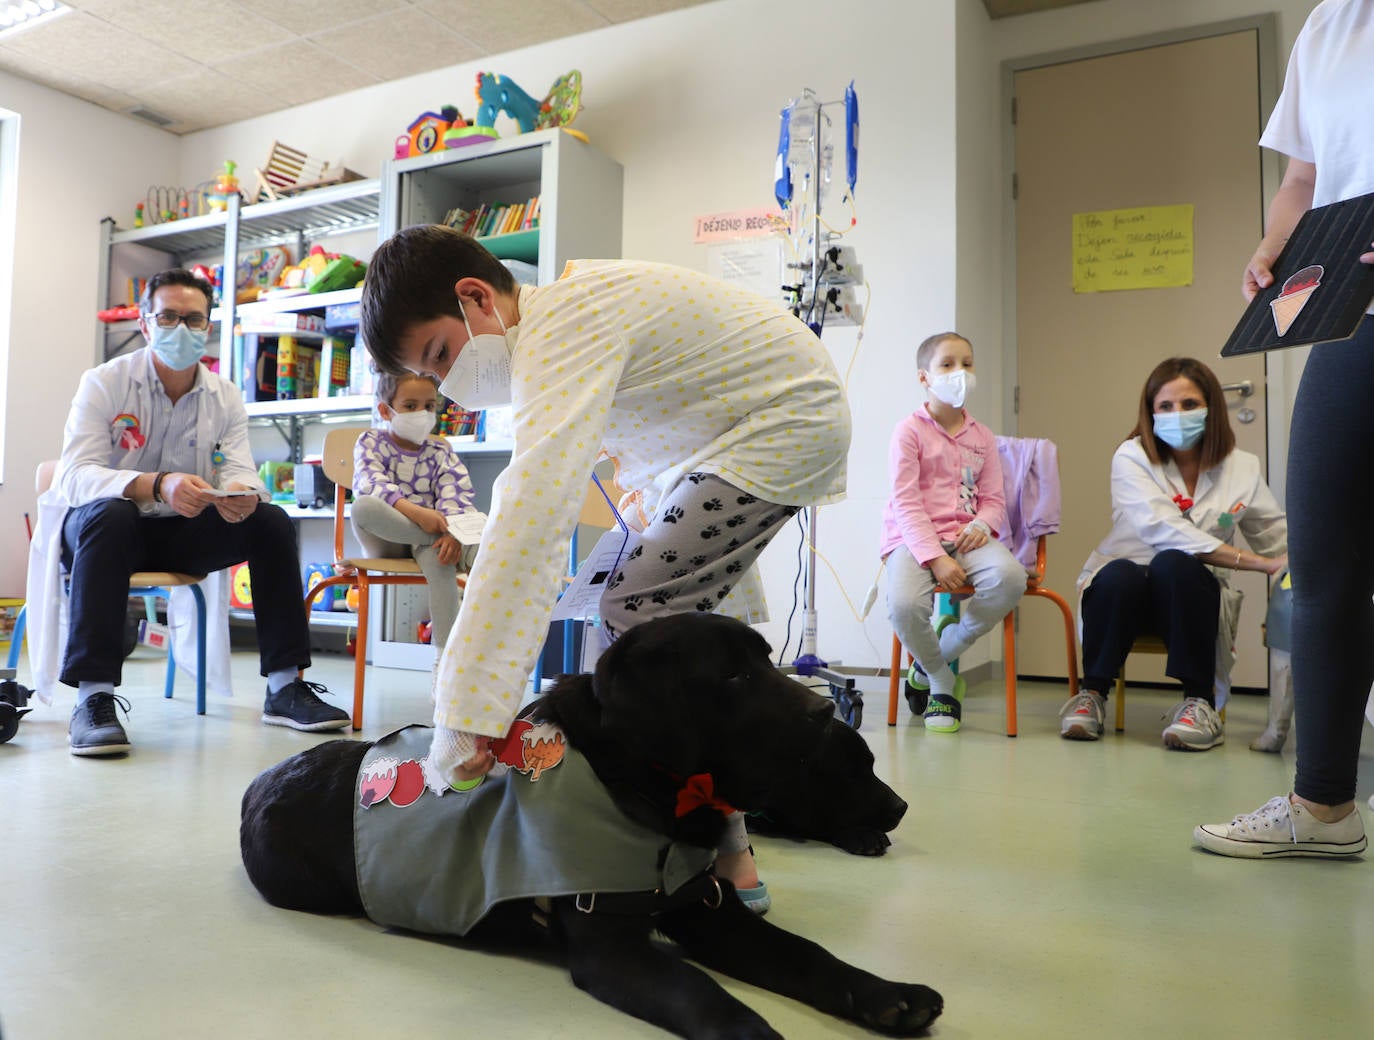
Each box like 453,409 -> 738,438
434,533 -> 462,566
930,554 -> 967,592
952,522 -> 990,554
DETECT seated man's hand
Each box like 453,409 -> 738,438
433,532 -> 462,567
214,481 -> 260,524
162,472 -> 215,517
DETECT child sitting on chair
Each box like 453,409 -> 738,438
352,372 -> 477,659
880,332 -> 1026,733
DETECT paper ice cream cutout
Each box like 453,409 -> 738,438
1271,265 -> 1323,336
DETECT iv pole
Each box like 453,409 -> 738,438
782,92 -> 864,728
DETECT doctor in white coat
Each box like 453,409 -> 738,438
28,268 -> 349,755
1058,357 -> 1287,750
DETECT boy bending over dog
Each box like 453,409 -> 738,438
360,226 -> 851,911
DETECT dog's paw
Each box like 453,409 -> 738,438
852,981 -> 944,1035
834,828 -> 893,857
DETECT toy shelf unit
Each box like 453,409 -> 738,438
382,127 -> 623,286
97,177 -> 382,367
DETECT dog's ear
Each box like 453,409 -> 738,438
593,623 -> 703,775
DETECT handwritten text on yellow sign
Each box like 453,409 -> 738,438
1072,204 -> 1194,293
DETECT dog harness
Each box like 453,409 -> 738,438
353,725 -> 717,937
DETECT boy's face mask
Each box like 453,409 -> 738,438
438,299 -> 516,410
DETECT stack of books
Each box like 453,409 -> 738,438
443,196 -> 540,239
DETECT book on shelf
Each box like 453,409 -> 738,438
238,311 -> 326,337
450,196 -> 541,240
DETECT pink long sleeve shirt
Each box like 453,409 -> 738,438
879,407 -> 1007,565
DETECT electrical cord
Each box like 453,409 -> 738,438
776,510 -> 808,666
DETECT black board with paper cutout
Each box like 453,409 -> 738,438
1221,190 -> 1374,357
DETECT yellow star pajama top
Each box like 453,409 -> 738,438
435,259 -> 851,739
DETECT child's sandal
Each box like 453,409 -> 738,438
923,675 -> 966,733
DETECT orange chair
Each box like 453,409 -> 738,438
303,427 -> 466,730
886,534 -> 1079,736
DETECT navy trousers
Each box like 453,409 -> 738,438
1080,549 -> 1220,703
59,498 -> 310,687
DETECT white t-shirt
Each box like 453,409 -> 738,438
1260,0 -> 1374,208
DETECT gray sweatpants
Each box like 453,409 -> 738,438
351,495 -> 473,649
886,540 -> 1026,696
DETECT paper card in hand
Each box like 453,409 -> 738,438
1221,191 -> 1374,357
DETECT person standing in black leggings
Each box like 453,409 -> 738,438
1194,0 -> 1374,858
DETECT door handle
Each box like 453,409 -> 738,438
1221,380 -> 1256,423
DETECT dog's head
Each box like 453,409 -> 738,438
589,613 -> 906,845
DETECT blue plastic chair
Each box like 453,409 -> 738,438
6,581 -> 208,714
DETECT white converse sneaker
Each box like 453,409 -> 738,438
1162,697 -> 1224,750
1194,795 -> 1368,859
1059,690 -> 1106,740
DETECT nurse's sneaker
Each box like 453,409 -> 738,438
1059,690 -> 1106,740
1162,697 -> 1224,750
1194,795 -> 1368,859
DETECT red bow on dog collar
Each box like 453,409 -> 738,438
674,773 -> 736,818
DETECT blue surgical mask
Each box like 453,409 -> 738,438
149,322 -> 208,371
1153,409 -> 1207,451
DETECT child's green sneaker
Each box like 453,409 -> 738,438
924,674 -> 966,733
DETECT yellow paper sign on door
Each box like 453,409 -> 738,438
1072,204 -> 1194,293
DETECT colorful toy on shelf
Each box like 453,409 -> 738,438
273,245 -> 367,296
134,202 -> 145,228
230,563 -> 254,610
258,461 -> 294,502
253,141 -> 363,203
470,70 -> 586,142
399,105 -> 472,158
207,161 -> 242,213
237,246 -> 292,302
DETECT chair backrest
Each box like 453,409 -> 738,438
319,426 -> 368,487
36,460 -> 57,495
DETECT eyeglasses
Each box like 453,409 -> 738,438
146,310 -> 211,331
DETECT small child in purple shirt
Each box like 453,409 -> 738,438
352,373 -> 477,655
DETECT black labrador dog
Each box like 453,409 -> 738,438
241,612 -> 942,1038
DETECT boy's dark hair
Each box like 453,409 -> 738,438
361,225 -> 517,375
1129,356 -> 1235,470
141,268 -> 214,314
916,332 -> 969,371
375,370 -> 438,406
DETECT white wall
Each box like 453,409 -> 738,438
0,71 -> 177,592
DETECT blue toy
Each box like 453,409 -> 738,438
470,70 -> 585,140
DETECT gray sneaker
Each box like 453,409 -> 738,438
69,692 -> 132,756
1162,697 -> 1224,750
1059,690 -> 1106,740
1195,796 -> 1367,859
262,679 -> 351,732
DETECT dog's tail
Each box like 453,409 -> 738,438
240,739 -> 369,914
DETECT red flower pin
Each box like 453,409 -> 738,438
1172,493 -> 1193,513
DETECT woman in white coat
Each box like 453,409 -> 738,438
1059,357 -> 1287,749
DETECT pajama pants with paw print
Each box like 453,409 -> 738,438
598,472 -> 800,641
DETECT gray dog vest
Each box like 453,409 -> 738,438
353,724 -> 716,936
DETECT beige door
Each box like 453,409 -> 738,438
1013,28 -> 1271,688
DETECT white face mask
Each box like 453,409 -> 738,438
388,408 -> 435,444
926,369 -> 975,408
438,299 -> 516,409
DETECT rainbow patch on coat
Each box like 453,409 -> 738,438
112,413 -> 146,450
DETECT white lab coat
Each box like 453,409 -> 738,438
23,350 -> 264,703
1078,437 -> 1288,706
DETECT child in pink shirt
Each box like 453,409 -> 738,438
880,333 -> 1025,732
